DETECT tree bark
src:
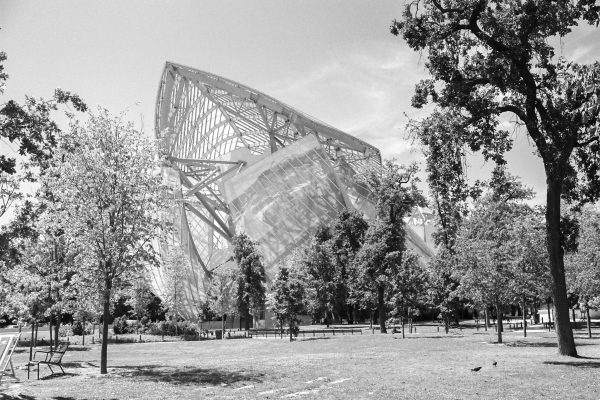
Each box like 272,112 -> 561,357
522,303 -> 527,338
586,304 -> 592,339
484,308 -> 489,331
49,317 -> 53,349
100,278 -> 112,374
54,314 -> 61,349
546,179 -> 577,356
377,285 -> 387,333
496,304 -> 503,344
29,322 -> 35,361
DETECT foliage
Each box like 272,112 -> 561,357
330,210 -> 369,322
147,320 -> 199,337
43,109 -> 168,373
453,168 -> 548,341
207,264 -> 238,319
389,250 -> 428,321
566,206 -> 600,308
298,226 -> 338,324
232,233 -> 266,329
267,263 -> 305,340
392,0 -> 600,356
353,160 -> 424,333
159,246 -> 188,320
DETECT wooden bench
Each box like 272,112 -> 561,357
28,341 -> 69,379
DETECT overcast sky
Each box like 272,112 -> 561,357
2,0 -> 600,205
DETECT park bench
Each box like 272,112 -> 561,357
0,334 -> 21,383
28,341 -> 69,380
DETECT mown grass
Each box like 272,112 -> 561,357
2,325 -> 600,399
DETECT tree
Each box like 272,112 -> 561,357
393,0 -> 600,356
300,226 -> 338,326
389,250 -> 428,338
207,264 -> 238,339
353,161 -> 424,333
267,264 -> 305,342
566,206 -> 600,338
232,233 -> 266,331
160,246 -> 188,324
43,110 -> 167,373
0,51 -> 86,220
454,168 -> 541,343
330,210 -> 369,324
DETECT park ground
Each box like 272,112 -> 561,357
1,323 -> 600,399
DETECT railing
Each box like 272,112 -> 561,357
249,328 -> 363,338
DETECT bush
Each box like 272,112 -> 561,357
113,315 -> 132,334
147,320 -> 199,336
72,321 -> 94,336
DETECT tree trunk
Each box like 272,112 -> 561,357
100,279 -> 112,374
54,314 -> 61,349
572,307 -> 576,323
289,319 -> 293,342
29,322 -> 35,361
49,317 -> 53,349
545,178 -> 577,356
377,285 -> 387,334
484,308 -> 489,331
34,321 -> 38,347
522,303 -> 527,338
82,318 -> 86,346
586,304 -> 592,339
401,317 -> 405,339
221,314 -> 225,341
496,304 -> 503,344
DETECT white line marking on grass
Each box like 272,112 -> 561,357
329,378 -> 351,385
258,388 -> 287,395
234,385 -> 255,391
281,389 -> 320,398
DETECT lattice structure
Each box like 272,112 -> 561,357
150,62 -> 431,319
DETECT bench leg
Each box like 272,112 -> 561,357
58,364 -> 65,375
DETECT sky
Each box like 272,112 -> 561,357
1,0 -> 600,207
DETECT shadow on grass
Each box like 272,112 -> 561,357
297,337 -> 330,342
112,365 -> 265,386
543,360 -> 600,368
0,395 -> 38,400
505,340 -> 597,348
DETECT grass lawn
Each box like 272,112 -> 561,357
2,325 -> 600,399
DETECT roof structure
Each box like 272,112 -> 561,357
150,62 -> 432,319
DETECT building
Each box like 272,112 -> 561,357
149,62 -> 435,320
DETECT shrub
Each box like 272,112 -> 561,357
72,321 -> 94,336
113,315 -> 131,334
147,320 -> 199,336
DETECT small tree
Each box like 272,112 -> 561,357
268,264 -> 305,342
44,110 -> 167,373
232,233 -> 266,330
160,246 -> 188,326
208,265 -> 238,339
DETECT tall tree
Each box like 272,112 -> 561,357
330,210 -> 369,324
354,161 -> 424,333
232,233 -> 266,331
393,0 -> 600,356
268,264 -> 305,342
44,110 -> 167,373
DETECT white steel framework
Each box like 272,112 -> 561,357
151,62 -> 417,319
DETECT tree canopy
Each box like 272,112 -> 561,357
393,0 -> 600,356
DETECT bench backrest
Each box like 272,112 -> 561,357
49,342 -> 69,363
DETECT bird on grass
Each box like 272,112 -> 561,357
471,366 -> 482,372
492,361 -> 497,367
